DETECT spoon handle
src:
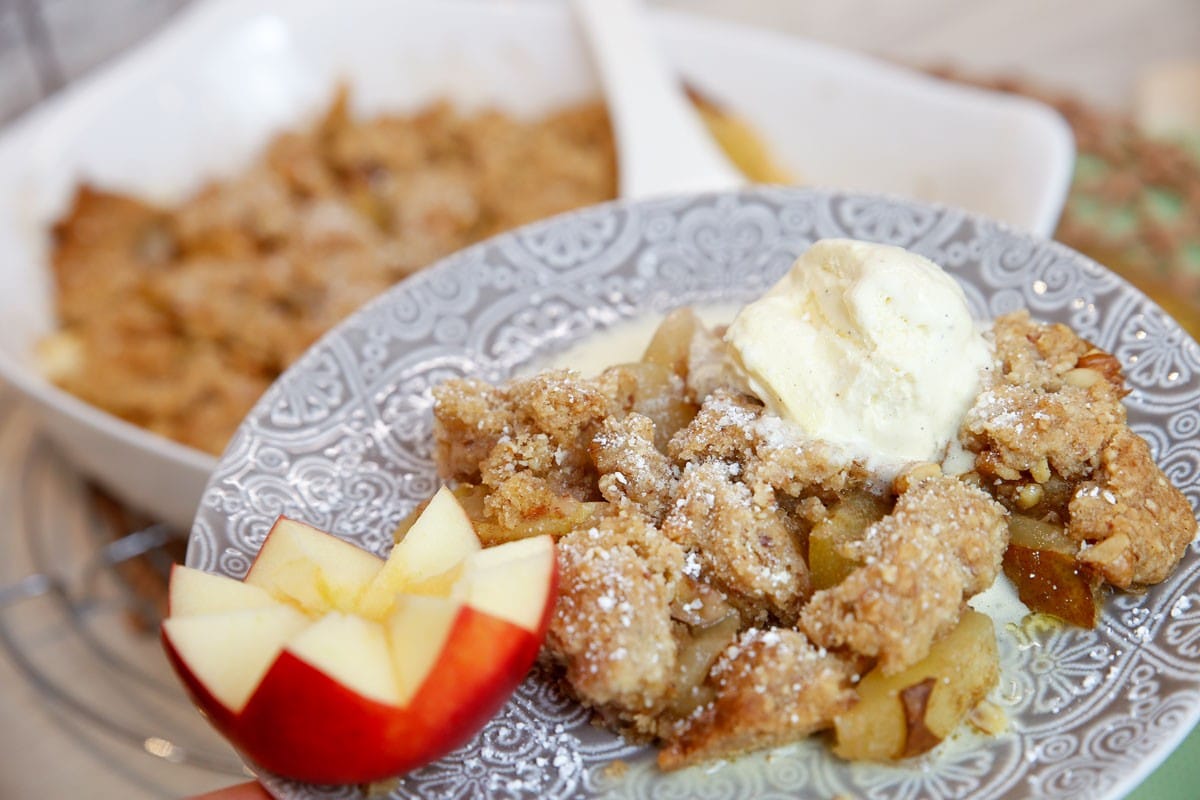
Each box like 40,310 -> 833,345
572,0 -> 744,200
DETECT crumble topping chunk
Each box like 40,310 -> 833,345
962,311 -> 1128,481
799,473 -> 1008,674
590,413 -> 675,522
547,515 -> 684,738
663,461 -> 810,627
1071,429 -> 1196,586
961,311 -> 1196,589
658,628 -> 859,771
432,377 -> 512,484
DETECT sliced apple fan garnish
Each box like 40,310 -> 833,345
162,486 -> 557,784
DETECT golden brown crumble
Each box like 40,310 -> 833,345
667,389 -> 865,503
431,378 -> 514,484
961,311 -> 1128,482
43,89 -> 789,457
548,515 -> 683,738
1070,429 -> 1196,586
663,460 -> 811,627
43,92 -> 618,455
961,311 -> 1195,589
437,368 -> 612,501
590,414 -> 675,522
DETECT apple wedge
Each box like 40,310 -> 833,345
163,604 -> 310,721
162,492 -> 557,784
452,536 -> 559,631
243,516 -> 385,614
357,485 -> 481,619
167,564 -> 279,616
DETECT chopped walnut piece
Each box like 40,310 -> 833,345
800,474 -> 1008,674
658,628 -> 858,770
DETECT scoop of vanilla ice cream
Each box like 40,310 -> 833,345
725,238 -> 990,473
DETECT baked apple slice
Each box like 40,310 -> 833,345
832,609 -> 999,761
807,489 -> 891,590
162,487 -> 557,784
1002,514 -> 1103,628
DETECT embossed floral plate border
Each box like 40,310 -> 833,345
190,188 -> 1200,800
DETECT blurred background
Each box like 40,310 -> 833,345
2,0 -> 1198,118
0,1 -> 1196,798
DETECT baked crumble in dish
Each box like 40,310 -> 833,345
426,300 -> 1195,768
37,91 -> 618,455
37,89 -> 785,457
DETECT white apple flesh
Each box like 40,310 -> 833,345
167,563 -> 279,616
357,486 -> 481,620
242,516 -> 385,615
162,605 -> 309,711
162,488 -> 557,783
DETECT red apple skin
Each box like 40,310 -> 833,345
161,553 -> 558,784
161,627 -> 239,732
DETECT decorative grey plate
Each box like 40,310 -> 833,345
190,188 -> 1200,800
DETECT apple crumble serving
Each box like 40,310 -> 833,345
427,298 -> 1195,768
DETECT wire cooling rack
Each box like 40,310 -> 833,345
0,388 -> 246,783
